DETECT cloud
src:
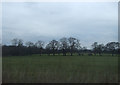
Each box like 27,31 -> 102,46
2,2 -> 118,48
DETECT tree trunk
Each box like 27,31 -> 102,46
70,52 -> 72,56
65,52 -> 66,56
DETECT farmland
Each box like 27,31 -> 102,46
2,54 -> 118,83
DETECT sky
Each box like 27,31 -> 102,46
2,2 -> 118,48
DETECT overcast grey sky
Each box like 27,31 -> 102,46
2,2 -> 118,48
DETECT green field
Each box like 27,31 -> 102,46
2,54 -> 118,83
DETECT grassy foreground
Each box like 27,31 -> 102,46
2,54 -> 118,83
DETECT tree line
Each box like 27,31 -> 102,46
2,37 -> 120,56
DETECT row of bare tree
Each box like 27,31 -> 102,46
2,37 -> 120,56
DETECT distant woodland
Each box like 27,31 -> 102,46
2,37 -> 120,56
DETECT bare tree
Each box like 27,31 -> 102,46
25,41 -> 34,55
49,40 -> 59,56
11,38 -> 18,46
60,37 -> 68,56
18,39 -> 23,47
35,40 -> 44,56
25,41 -> 34,47
118,42 -> 120,54
11,38 -> 23,47
105,42 -> 118,56
97,44 -> 104,56
75,39 -> 82,56
46,43 -> 51,56
68,37 -> 77,56
91,42 -> 98,55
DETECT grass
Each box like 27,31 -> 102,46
2,54 -> 118,83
